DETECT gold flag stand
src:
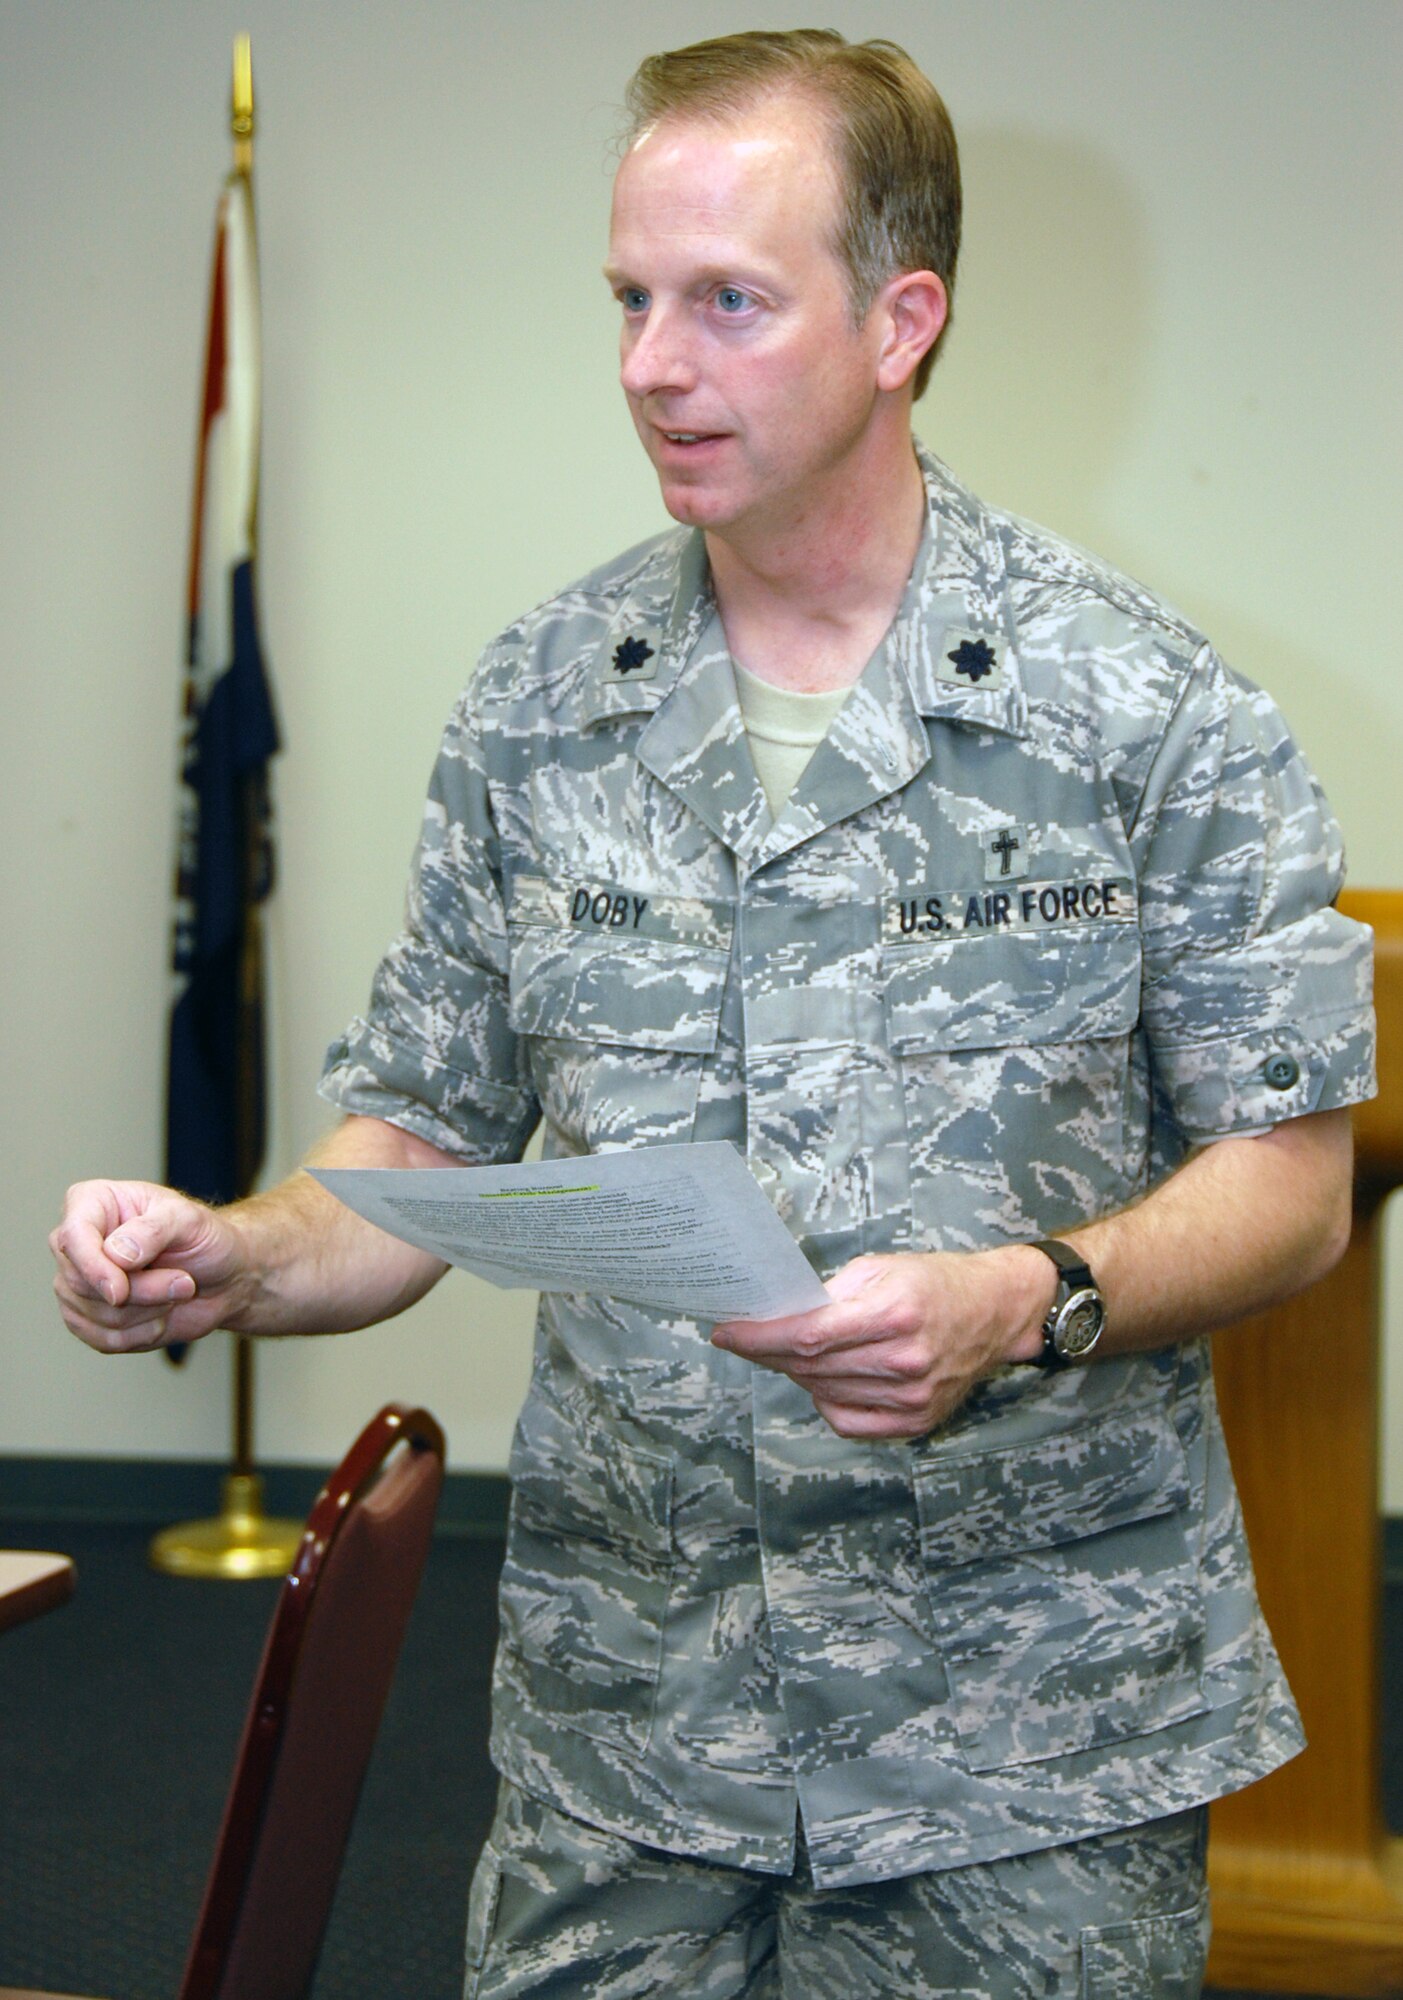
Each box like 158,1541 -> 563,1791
150,36 -> 299,1582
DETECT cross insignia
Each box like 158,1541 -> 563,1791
983,823 -> 1030,881
990,829 -> 1020,875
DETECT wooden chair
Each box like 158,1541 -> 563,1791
1,1402 -> 445,2000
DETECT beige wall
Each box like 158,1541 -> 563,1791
3,1 -> 1399,1488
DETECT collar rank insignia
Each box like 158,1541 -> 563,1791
936,629 -> 1005,690
609,633 -> 657,681
984,823 -> 1030,881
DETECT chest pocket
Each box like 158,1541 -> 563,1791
883,923 -> 1142,1249
507,874 -> 731,1154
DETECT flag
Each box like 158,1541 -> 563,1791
165,167 -> 279,1330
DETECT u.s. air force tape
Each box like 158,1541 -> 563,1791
885,876 -> 1135,943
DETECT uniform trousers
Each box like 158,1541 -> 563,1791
463,1779 -> 1210,1999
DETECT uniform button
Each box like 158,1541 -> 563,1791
1264,1053 -> 1301,1090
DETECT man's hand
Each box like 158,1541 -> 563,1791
51,1180 -> 252,1355
711,1247 -> 1051,1441
50,1116 -> 462,1356
712,1110 -> 1354,1443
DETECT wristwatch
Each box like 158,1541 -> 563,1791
1028,1239 -> 1106,1369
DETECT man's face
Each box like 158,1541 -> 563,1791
605,94 -> 889,542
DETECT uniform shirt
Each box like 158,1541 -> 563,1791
321,446 -> 1375,1889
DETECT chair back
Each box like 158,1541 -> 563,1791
177,1404 -> 446,2000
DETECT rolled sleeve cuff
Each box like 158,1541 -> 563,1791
320,1017 -> 538,1164
1144,906 -> 1375,1144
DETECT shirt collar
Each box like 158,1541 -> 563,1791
581,445 -> 1026,739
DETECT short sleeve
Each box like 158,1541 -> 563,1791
319,677 -> 539,1162
1134,644 -> 1374,1144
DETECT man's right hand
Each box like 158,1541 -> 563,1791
50,1180 -> 252,1354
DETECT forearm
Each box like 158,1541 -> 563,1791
221,1115 -> 452,1337
712,1107 -> 1355,1442
996,1107 -> 1355,1365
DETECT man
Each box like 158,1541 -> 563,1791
52,30 -> 1373,1998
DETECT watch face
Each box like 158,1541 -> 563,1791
1056,1290 -> 1105,1359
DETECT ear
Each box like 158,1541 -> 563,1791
874,271 -> 948,394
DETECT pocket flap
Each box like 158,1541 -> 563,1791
1080,1892 -> 1210,1996
511,1395 -> 674,1564
884,924 -> 1141,1054
915,1401 -> 1190,1570
508,876 -> 729,1053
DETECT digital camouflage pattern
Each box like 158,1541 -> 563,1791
322,445 -> 1376,1888
463,1781 -> 1208,1998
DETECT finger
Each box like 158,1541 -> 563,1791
712,1304 -> 889,1364
811,1395 -> 932,1442
59,1300 -> 169,1353
51,1242 -> 113,1306
65,1292 -> 218,1353
91,1315 -> 173,1356
56,1282 -> 177,1340
102,1207 -> 192,1274
51,1211 -> 130,1306
51,1183 -> 197,1305
792,1372 -> 924,1408
820,1257 -> 889,1304
54,1244 -> 189,1326
121,1267 -> 198,1308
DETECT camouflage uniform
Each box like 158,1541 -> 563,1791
321,447 -> 1374,1900
462,1780 -> 1209,1998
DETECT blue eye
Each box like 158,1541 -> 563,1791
716,287 -> 751,314
620,287 -> 649,314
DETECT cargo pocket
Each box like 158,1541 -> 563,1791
884,925 -> 1141,1245
498,1396 -> 675,1756
1080,1890 -> 1210,1997
507,875 -> 730,1154
913,1399 -> 1207,1771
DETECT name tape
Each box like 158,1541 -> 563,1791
509,876 -> 731,953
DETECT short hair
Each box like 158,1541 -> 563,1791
622,29 -> 961,398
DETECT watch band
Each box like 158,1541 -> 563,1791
1030,1238 -> 1096,1292
1028,1238 -> 1104,1369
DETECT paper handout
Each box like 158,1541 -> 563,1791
310,1141 -> 830,1323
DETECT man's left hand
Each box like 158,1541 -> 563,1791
711,1248 -> 1051,1441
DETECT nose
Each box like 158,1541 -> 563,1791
619,301 -> 698,401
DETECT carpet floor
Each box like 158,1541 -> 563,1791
0,1515 -> 1397,1997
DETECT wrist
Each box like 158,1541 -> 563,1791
980,1243 -> 1061,1366
1026,1237 -> 1109,1368
207,1202 -> 264,1334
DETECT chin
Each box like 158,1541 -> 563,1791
657,483 -> 736,530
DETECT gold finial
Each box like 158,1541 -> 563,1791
231,33 -> 254,173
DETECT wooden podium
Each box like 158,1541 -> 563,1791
1208,889 -> 1403,1997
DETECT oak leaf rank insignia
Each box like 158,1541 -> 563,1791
611,634 -> 656,677
948,637 -> 997,682
935,628 -> 1006,692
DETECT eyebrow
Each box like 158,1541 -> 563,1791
601,261 -> 779,293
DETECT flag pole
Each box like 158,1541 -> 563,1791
151,35 -> 300,1579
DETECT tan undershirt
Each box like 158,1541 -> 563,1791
732,660 -> 851,819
